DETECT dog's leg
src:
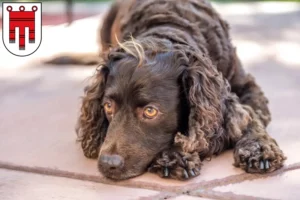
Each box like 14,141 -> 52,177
224,95 -> 286,173
148,144 -> 202,180
229,52 -> 271,127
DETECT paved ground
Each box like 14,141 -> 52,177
0,2 -> 300,200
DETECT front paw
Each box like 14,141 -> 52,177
148,150 -> 202,180
234,138 -> 286,173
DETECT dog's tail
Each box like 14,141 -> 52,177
44,52 -> 102,66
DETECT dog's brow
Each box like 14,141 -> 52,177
133,91 -> 164,105
104,88 -> 121,101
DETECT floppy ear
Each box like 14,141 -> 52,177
175,53 -> 226,157
76,65 -> 109,159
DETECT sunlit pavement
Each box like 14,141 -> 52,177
0,2 -> 300,200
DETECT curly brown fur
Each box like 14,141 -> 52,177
73,0 -> 286,180
76,66 -> 109,158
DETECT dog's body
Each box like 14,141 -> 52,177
51,0 -> 286,180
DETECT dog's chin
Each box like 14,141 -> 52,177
98,165 -> 145,181
100,169 -> 144,181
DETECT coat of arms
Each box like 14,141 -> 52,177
2,2 -> 42,56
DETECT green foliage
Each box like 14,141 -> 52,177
12,0 -> 300,2
212,0 -> 300,2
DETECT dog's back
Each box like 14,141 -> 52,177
46,0 -> 237,81
101,0 -> 236,79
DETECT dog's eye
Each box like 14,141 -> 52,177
104,102 -> 113,114
143,106 -> 158,119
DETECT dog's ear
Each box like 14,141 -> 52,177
76,65 -> 109,159
176,53 -> 225,156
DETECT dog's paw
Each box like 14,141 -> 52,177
148,149 -> 202,180
234,138 -> 286,173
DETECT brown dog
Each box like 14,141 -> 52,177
48,0 -> 286,180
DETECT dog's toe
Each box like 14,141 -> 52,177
148,149 -> 202,180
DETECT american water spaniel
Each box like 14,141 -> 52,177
49,0 -> 286,180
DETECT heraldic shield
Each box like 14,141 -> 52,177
2,2 -> 42,57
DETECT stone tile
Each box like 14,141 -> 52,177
268,118 -> 300,166
0,1 -> 299,194
213,169 -> 300,200
0,67 -> 97,175
0,169 -> 159,200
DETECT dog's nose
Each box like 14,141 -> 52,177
99,154 -> 124,170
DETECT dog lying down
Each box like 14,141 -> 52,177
46,0 -> 286,180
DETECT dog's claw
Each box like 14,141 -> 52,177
183,169 -> 189,179
265,160 -> 270,169
163,167 -> 169,177
194,167 -> 200,174
190,169 -> 196,177
260,160 -> 264,169
248,161 -> 253,168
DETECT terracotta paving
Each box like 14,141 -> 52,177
0,169 -> 160,200
213,169 -> 300,200
0,2 -> 300,200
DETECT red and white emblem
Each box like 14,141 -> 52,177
2,2 -> 42,57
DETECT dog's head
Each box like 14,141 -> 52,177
76,38 -> 224,180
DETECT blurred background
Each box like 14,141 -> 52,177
0,0 -> 299,139
0,1 -> 299,193
0,2 -> 299,115
0,0 -> 299,68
